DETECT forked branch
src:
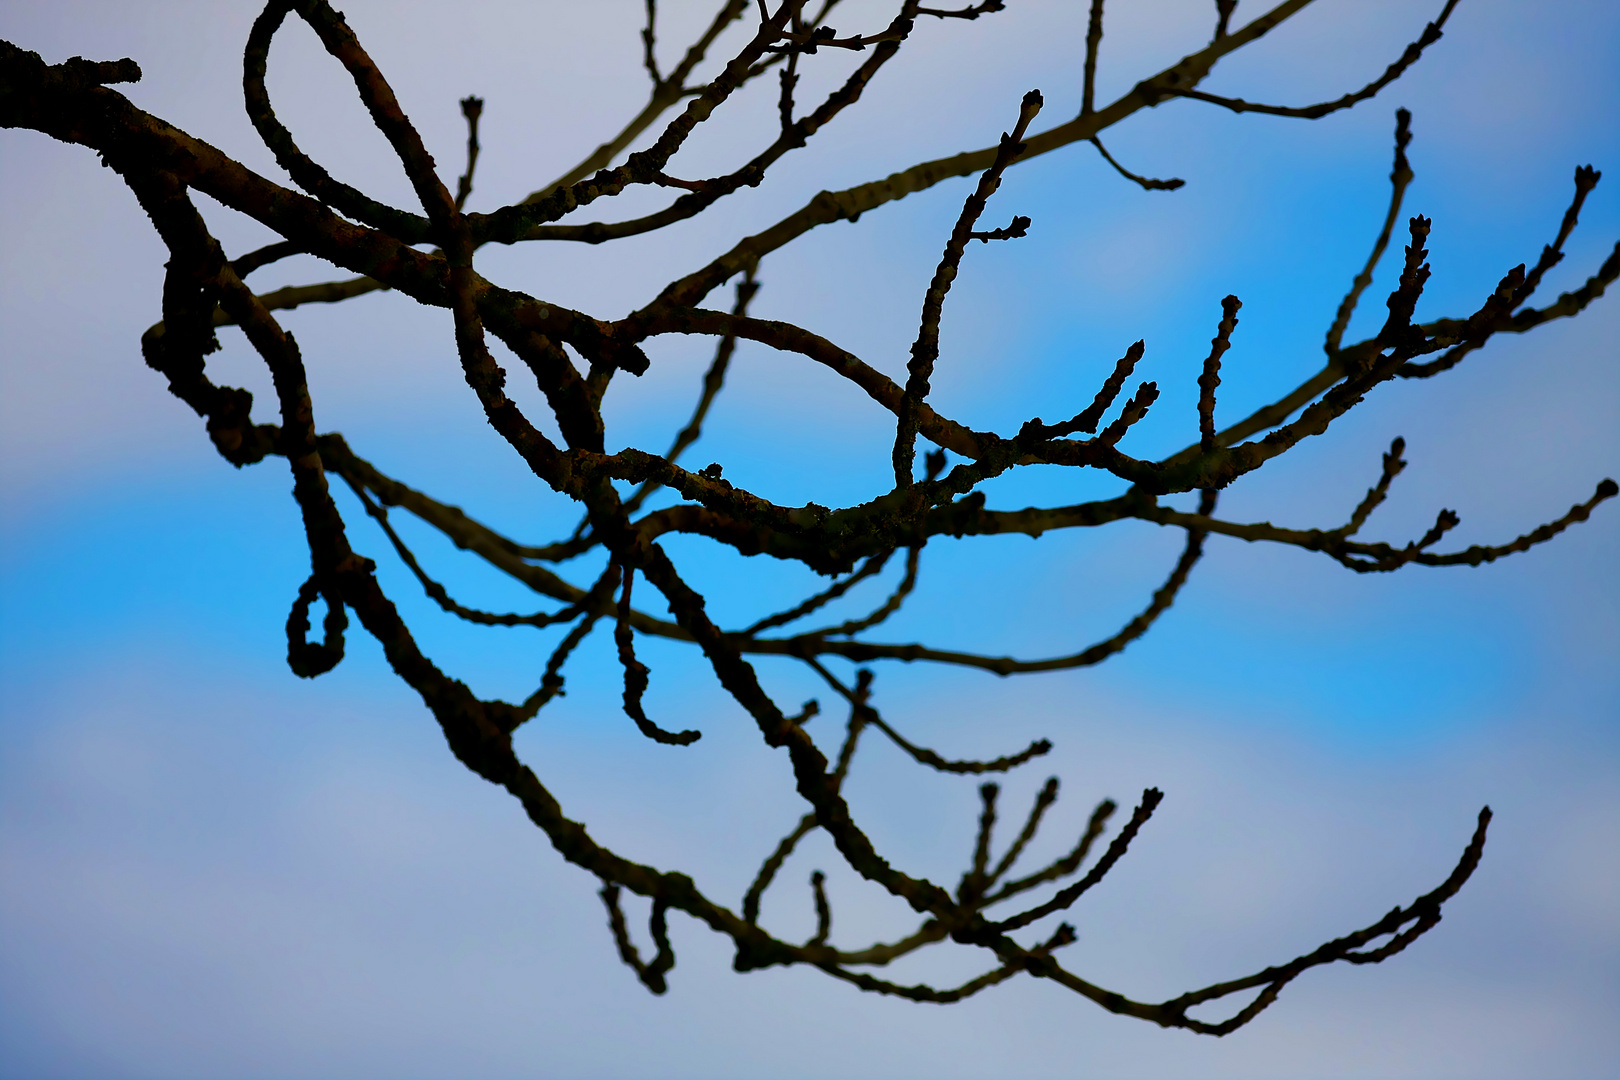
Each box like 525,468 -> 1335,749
1,0 -> 1611,1035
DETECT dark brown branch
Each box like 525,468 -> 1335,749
641,0 -> 664,87
295,0 -> 459,226
615,569 -> 702,745
76,0 -> 1324,329
211,275 -> 385,325
635,551 -> 964,928
1166,234 -> 1613,477
981,778 -> 1066,898
650,0 -> 1319,309
742,684 -> 872,925
917,1 -> 1005,20
1089,136 -> 1184,191
819,920 -> 1075,1003
957,782 -> 999,903
473,4 -> 800,238
808,870 -> 832,945
243,1 -> 434,241
1339,437 -> 1406,537
1097,380 -> 1160,448
453,95 -> 483,212
59,54 -> 142,85
230,238 -> 302,278
1325,108 -> 1413,355
391,0 -> 1312,267
866,711 -> 1050,776
1082,0 -> 1105,117
342,476 -> 580,627
286,573 -> 348,677
1400,171 -> 1611,379
1398,479 -> 1616,568
535,0 -> 751,198
894,88 -> 1042,489
319,435 -> 598,572
743,549 -> 893,635
754,492 -> 1214,674
512,570 -> 622,728
1199,295 -> 1241,452
601,883 -> 678,994
819,955 -> 1022,1002
745,813 -> 817,924
1162,1 -> 1459,120
621,265 -> 761,517
1138,478 -> 1617,573
982,797 -> 1115,906
1062,340 -> 1145,437
808,659 -> 1051,774
3,0 -> 1603,1031
633,306 -> 994,462
1154,807 -> 1492,1034
808,545 -> 922,637
992,787 -> 1163,932
968,214 -> 1031,242
1515,165 -> 1602,304
777,40 -> 801,131
501,0 -> 926,269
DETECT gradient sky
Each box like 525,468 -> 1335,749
1,2 -> 1617,1078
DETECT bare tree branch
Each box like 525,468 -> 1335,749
2,0 -> 1610,1033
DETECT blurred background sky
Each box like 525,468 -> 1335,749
1,2 -> 1616,1078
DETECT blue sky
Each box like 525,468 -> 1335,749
1,2 -> 1617,1077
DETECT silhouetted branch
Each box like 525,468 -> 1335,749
343,477 -> 581,627
1163,1 -> 1460,120
2,0 -> 1609,1033
453,95 -> 483,211
917,1 -> 1005,20
808,660 -> 1051,774
230,238 -> 302,278
986,777 -> 1060,889
744,550 -> 894,635
957,782 -> 999,903
807,545 -> 922,637
1089,137 -> 1184,191
615,569 -> 703,745
808,870 -> 832,945
1153,807 -> 1492,1033
641,1 -> 663,87
622,264 -> 761,518
512,567 -> 622,727
1082,0 -> 1105,116
1326,108 -> 1414,354
1400,166 -> 1609,378
895,88 -> 1042,489
992,787 -> 1163,931
1139,478 -> 1617,573
1199,295 -> 1241,452
983,792 -> 1115,906
602,883 -> 678,993
1338,437 -> 1406,537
